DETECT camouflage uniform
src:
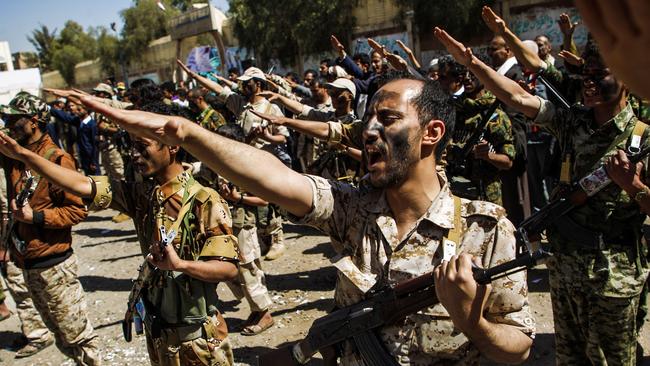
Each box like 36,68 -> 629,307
89,168 -> 238,366
197,106 -> 227,132
535,99 -> 650,365
1,93 -> 100,365
95,114 -> 125,181
4,261 -> 53,346
219,89 -> 287,262
447,93 -> 516,205
287,174 -> 535,365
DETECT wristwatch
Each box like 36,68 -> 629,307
634,185 -> 650,203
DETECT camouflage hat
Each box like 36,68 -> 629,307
0,92 -> 50,122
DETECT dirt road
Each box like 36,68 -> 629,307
1,209 -> 648,365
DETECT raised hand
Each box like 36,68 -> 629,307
330,35 -> 346,57
250,110 -> 285,125
558,50 -> 584,67
176,59 -> 195,77
395,39 -> 413,55
575,0 -> 650,99
433,27 -> 474,67
385,52 -> 408,71
482,6 -> 507,36
367,38 -> 387,57
557,13 -> 578,38
0,131 -> 27,161
79,96 -> 188,146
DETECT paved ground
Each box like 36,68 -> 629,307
0,208 -> 649,365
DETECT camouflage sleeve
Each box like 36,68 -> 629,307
461,202 -> 536,337
88,175 -> 135,217
539,60 -> 564,87
487,110 -> 516,161
285,174 -> 356,249
328,120 -> 364,149
533,96 -> 569,138
196,189 -> 239,263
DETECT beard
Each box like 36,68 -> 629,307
366,128 -> 418,188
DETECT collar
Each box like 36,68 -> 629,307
453,85 -> 465,97
81,115 -> 92,124
596,103 -> 635,134
496,57 -> 518,76
156,168 -> 193,204
366,174 -> 455,230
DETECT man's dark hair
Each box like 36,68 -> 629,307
216,123 -> 246,143
285,71 -> 300,82
304,69 -> 317,78
227,67 -> 240,75
353,53 -> 371,66
581,34 -> 604,66
188,87 -> 208,100
438,56 -> 467,80
310,77 -> 328,88
177,88 -> 188,98
378,72 -> 455,159
320,58 -> 332,67
130,78 -> 156,90
160,81 -> 176,94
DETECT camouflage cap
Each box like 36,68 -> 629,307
0,92 -> 50,122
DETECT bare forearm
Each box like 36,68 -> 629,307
261,133 -> 287,144
180,122 -> 313,216
486,153 -> 513,170
18,149 -> 92,198
190,72 -> 224,95
467,318 -> 532,364
407,52 -> 421,69
468,58 -> 541,119
277,94 -> 306,115
282,118 -> 330,140
503,29 -> 543,71
178,259 -> 238,282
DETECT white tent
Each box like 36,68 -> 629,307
0,68 -> 42,105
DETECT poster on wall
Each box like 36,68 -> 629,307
510,7 -> 588,50
186,46 -> 222,74
352,32 -> 410,59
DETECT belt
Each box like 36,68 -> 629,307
159,323 -> 204,344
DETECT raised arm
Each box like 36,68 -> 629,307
434,27 -> 541,119
79,97 -> 314,217
482,6 -> 544,71
177,59 -> 226,95
396,40 -> 421,69
0,132 -> 93,198
258,91 -> 306,115
251,110 -> 330,140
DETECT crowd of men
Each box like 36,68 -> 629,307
0,1 -> 649,364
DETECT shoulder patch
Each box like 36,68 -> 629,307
461,199 -> 506,220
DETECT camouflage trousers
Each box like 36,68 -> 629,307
227,226 -> 272,312
100,145 -> 124,181
548,254 -> 640,365
4,261 -> 52,342
145,321 -> 234,366
256,204 -> 285,250
22,254 -> 101,365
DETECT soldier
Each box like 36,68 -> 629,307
0,92 -> 99,365
187,88 -> 227,132
436,21 -> 650,365
0,100 -> 239,366
446,67 -> 516,205
80,75 -> 536,365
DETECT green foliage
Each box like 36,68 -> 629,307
229,0 -> 357,66
27,25 -> 58,71
120,0 -> 180,64
51,44 -> 85,85
394,0 -> 494,41
96,27 -> 121,78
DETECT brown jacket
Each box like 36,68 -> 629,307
5,135 -> 87,268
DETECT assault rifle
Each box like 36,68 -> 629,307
6,172 -> 38,254
446,99 -> 501,177
122,225 -> 176,342
259,145 -> 650,366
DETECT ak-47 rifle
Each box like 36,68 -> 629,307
122,225 -> 177,342
258,145 -> 650,366
447,99 -> 501,177
5,172 -> 38,255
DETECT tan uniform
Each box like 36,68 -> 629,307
288,174 -> 535,365
89,169 -> 239,366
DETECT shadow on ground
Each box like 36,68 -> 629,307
75,228 -> 136,238
267,267 -> 336,292
79,275 -> 133,292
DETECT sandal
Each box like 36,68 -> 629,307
240,312 -> 274,336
